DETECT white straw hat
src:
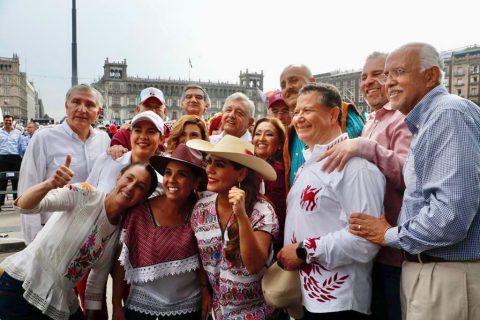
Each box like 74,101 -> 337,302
186,135 -> 277,181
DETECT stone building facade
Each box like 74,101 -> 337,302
92,58 -> 266,123
314,70 -> 369,113
443,45 -> 480,106
0,54 -> 28,122
26,80 -> 40,120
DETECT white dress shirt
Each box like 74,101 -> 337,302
18,121 -> 110,243
86,151 -> 163,195
284,133 -> 385,315
209,130 -> 252,144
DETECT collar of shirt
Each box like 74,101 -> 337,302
117,151 -> 132,165
216,130 -> 252,142
367,102 -> 396,121
302,133 -> 349,162
0,127 -> 21,135
405,85 -> 448,134
61,121 -> 97,141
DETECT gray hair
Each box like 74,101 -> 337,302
26,121 -> 38,129
223,92 -> 255,117
365,51 -> 388,61
180,84 -> 211,107
402,42 -> 445,84
65,84 -> 104,107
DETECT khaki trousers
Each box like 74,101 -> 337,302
401,260 -> 480,320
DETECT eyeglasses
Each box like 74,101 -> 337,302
382,67 -> 422,83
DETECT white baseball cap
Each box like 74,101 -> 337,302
139,87 -> 165,105
131,111 -> 164,135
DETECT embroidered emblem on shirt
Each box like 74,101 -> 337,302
302,269 -> 349,303
300,237 -> 349,303
300,185 -> 321,211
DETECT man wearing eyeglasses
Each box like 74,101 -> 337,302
349,42 -> 480,320
318,52 -> 412,320
267,90 -> 292,128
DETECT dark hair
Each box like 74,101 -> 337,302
120,162 -> 158,198
252,117 -> 286,163
299,83 -> 343,126
164,159 -> 201,215
3,115 -> 13,120
224,162 -> 260,264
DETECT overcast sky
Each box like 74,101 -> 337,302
1,0 -> 479,120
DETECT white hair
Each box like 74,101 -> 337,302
223,92 -> 255,116
404,42 -> 445,84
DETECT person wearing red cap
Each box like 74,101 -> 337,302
267,90 -> 292,128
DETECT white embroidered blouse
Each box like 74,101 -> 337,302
1,183 -> 119,320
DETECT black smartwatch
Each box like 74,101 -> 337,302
296,241 -> 307,261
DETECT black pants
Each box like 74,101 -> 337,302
370,262 -> 401,320
0,272 -> 85,320
303,308 -> 368,320
0,154 -> 22,205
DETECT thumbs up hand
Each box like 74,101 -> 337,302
48,154 -> 75,189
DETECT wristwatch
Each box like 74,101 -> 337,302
296,241 -> 307,261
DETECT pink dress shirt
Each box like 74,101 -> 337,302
357,104 -> 412,267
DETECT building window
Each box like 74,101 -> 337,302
470,86 -> 478,96
457,89 -> 462,95
112,95 -> 120,105
470,65 -> 479,74
456,67 -> 464,76
471,76 -> 478,84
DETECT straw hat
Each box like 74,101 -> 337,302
150,144 -> 207,191
262,262 -> 304,319
186,135 -> 277,181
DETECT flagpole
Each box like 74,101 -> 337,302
188,58 -> 192,81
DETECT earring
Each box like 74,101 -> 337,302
238,181 -> 242,189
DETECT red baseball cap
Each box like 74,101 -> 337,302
268,90 -> 286,109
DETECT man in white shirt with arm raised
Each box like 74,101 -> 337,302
19,83 -> 110,244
